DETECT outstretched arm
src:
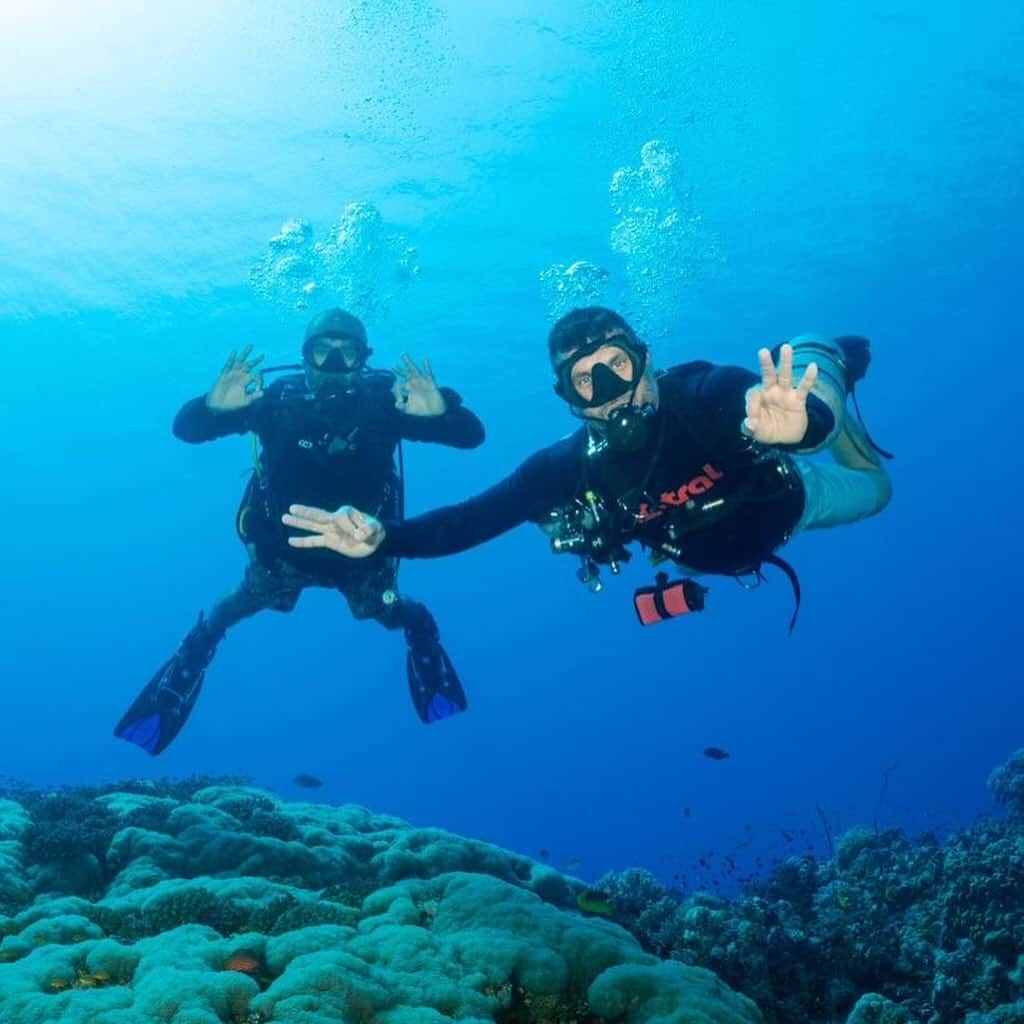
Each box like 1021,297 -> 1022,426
282,442 -> 577,560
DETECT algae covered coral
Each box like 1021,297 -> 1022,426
0,778 -> 761,1024
3,752 -> 1022,1023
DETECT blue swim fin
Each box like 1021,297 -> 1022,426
115,615 -> 217,755
406,638 -> 467,723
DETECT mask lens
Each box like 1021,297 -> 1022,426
304,336 -> 363,373
311,339 -> 333,361
559,343 -> 639,408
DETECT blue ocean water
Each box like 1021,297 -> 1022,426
0,0 -> 1020,897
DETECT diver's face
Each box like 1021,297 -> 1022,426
563,330 -> 658,421
309,336 -> 362,370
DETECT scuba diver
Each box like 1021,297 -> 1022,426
115,307 -> 485,756
279,307 -> 892,631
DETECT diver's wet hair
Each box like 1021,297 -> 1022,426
547,307 -> 638,364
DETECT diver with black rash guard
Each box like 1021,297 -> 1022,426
115,308 -> 485,756
282,307 -> 892,630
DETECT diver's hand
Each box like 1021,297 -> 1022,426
282,504 -> 385,558
392,354 -> 447,417
742,344 -> 819,445
206,345 -> 265,412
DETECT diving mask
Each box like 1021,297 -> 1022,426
302,335 -> 368,375
554,336 -> 648,409
555,335 -> 655,452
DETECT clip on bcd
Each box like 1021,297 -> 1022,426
633,572 -> 707,626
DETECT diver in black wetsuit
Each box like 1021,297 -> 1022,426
280,306 -> 892,629
115,308 -> 485,755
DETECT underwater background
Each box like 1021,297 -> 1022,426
0,2 -> 1022,1021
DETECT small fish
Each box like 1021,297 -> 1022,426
292,773 -> 323,789
576,889 -> 615,916
538,848 -> 550,862
703,747 -> 730,760
224,950 -> 264,976
682,806 -> 692,818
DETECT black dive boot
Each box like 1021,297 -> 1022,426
115,614 -> 220,755
403,609 -> 468,724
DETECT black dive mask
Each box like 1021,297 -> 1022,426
554,335 -> 647,410
302,335 -> 371,376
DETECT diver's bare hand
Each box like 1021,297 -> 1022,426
206,345 -> 265,412
742,343 -> 818,445
282,504 -> 385,558
392,354 -> 447,417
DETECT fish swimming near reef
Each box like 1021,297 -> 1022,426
223,949 -> 264,976
576,889 -> 615,916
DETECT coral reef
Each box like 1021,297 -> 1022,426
988,751 -> 1024,820
0,779 -> 760,1024
596,751 -> 1024,1024
4,753 -> 1021,1023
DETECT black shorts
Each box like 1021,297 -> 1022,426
239,546 -> 401,623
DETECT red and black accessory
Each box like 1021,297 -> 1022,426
633,572 -> 707,626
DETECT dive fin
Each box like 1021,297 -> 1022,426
406,640 -> 468,723
114,657 -> 206,755
115,615 -> 217,755
832,334 -> 871,389
833,335 -> 894,460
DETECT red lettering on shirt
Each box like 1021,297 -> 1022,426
634,463 -> 726,523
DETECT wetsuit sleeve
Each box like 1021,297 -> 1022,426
695,365 -> 834,452
788,393 -> 833,451
395,387 -> 486,449
380,442 -> 577,559
172,395 -> 263,443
